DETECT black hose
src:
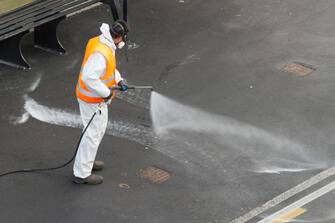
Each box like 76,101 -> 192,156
0,111 -> 98,177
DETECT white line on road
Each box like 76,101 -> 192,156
259,180 -> 335,222
229,166 -> 335,223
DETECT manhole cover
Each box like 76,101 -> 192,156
138,166 -> 171,184
280,62 -> 315,76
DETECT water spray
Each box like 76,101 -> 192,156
0,85 -> 153,178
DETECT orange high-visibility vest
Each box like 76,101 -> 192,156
76,36 -> 116,103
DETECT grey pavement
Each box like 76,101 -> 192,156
1,0 -> 335,222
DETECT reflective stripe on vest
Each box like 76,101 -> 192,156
76,36 -> 116,103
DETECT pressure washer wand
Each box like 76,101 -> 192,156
111,85 -> 154,91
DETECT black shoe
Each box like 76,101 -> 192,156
73,174 -> 103,185
93,160 -> 105,171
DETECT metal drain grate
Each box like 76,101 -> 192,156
138,166 -> 171,184
280,62 -> 315,76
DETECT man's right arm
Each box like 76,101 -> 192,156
81,52 -> 111,98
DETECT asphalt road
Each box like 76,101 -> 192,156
1,0 -> 335,222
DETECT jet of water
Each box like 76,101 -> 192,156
150,92 -> 329,173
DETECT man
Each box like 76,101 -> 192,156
73,20 -> 129,185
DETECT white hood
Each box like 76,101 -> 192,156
100,23 -> 113,41
99,23 -> 116,51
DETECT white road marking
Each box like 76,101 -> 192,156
229,166 -> 335,223
259,181 -> 335,222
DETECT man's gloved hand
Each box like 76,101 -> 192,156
118,80 -> 128,91
103,91 -> 113,102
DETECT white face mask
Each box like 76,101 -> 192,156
117,41 -> 125,49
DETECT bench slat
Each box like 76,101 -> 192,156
0,0 -> 68,28
0,0 -> 43,19
0,0 -> 100,41
0,0 -> 98,36
0,0 -> 63,24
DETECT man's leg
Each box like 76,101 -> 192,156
73,100 -> 107,179
92,102 -> 108,171
98,102 -> 108,141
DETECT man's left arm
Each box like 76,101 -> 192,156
115,69 -> 127,91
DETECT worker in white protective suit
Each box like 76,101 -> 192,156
73,20 -> 130,185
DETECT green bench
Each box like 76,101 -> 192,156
0,0 -> 127,69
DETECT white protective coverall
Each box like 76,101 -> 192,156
73,23 -> 123,178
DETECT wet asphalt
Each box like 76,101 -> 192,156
1,0 -> 335,222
